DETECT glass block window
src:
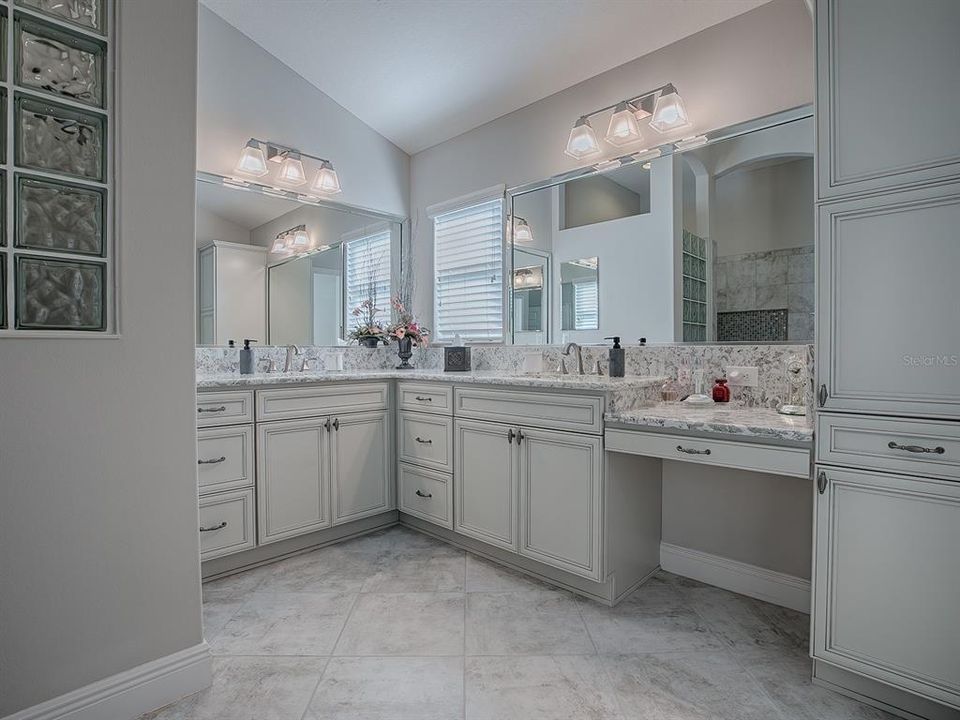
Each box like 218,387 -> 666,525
1,2 -> 112,334
681,229 -> 708,342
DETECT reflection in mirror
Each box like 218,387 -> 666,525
560,257 -> 599,332
508,109 -> 813,345
195,177 -> 401,347
511,247 -> 550,344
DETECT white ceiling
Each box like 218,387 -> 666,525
201,0 -> 770,155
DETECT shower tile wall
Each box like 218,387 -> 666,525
714,246 -> 814,342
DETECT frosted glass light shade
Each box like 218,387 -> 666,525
564,117 -> 601,160
278,153 -> 307,185
650,88 -> 692,133
605,102 -> 642,147
287,227 -> 310,250
235,140 -> 268,177
311,161 -> 342,194
271,237 -> 290,253
514,218 -> 534,243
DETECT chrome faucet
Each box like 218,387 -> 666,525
284,344 -> 302,372
562,342 -> 585,375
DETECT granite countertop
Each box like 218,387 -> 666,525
196,369 -> 666,392
605,402 -> 814,445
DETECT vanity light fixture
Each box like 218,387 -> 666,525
234,138 -> 342,193
277,152 -> 307,186
605,101 -> 643,146
649,84 -> 692,133
272,225 -> 312,256
507,215 -> 535,244
565,83 -> 692,158
235,140 -> 269,177
565,117 -> 602,160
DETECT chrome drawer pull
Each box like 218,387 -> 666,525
415,489 -> 433,498
677,445 -> 711,455
198,456 -> 226,465
415,395 -> 433,402
508,429 -> 516,443
332,418 -> 340,431
888,441 -> 945,455
197,406 -> 227,414
817,471 -> 827,495
415,437 -> 433,444
200,521 -> 227,532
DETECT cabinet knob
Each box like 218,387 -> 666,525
818,384 -> 828,407
198,456 -> 226,465
332,418 -> 340,431
200,521 -> 227,532
517,430 -> 524,445
817,471 -> 827,495
508,429 -> 516,443
324,418 -> 332,431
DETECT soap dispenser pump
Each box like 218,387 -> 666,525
605,336 -> 625,377
240,339 -> 257,375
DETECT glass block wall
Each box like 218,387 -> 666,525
0,0 -> 112,333
681,229 -> 708,342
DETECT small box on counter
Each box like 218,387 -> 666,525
444,346 -> 471,372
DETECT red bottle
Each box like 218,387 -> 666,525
712,378 -> 730,403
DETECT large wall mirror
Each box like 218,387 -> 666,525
195,174 -> 403,346
508,107 -> 813,344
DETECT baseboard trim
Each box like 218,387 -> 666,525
660,542 -> 811,613
3,642 -> 212,720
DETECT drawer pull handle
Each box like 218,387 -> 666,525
818,384 -> 828,408
415,396 -> 433,402
817,471 -> 827,494
888,441 -> 945,455
508,428 -> 516,443
517,429 -> 524,445
198,456 -> 226,465
332,418 -> 340,431
415,437 -> 433,444
676,445 -> 711,455
198,406 -> 227,414
200,521 -> 227,532
415,489 -> 433,498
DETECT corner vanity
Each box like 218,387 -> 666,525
195,368 -> 814,609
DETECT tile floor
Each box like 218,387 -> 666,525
142,525 -> 895,720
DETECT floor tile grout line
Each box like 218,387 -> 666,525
572,594 -> 599,656
296,656 -> 331,720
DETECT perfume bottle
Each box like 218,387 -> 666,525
712,377 -> 730,403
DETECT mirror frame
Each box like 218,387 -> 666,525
505,104 -> 813,345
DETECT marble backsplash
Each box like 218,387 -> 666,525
197,343 -> 813,411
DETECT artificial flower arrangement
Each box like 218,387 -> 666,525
386,296 -> 430,345
347,298 -> 388,347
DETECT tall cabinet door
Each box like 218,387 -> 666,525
816,0 -> 960,199
813,466 -> 960,708
330,410 -> 392,525
518,428 -> 603,581
454,418 -> 517,551
257,418 -> 330,545
817,182 -> 960,418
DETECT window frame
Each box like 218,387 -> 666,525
341,222 -> 394,340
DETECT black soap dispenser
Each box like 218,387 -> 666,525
605,336 -> 625,378
240,339 -> 257,375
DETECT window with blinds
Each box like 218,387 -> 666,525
344,229 -> 392,330
433,199 -> 504,342
573,280 -> 599,330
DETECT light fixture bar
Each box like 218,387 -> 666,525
577,83 -> 674,124
251,138 -> 335,166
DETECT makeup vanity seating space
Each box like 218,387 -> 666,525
195,371 -> 813,606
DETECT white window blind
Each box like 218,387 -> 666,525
344,229 -> 392,329
433,199 -> 504,343
573,280 -> 599,330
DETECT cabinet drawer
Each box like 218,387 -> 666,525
398,382 -> 453,415
818,414 -> 960,481
197,391 -> 254,427
398,463 -> 452,529
398,411 -> 453,473
606,428 -> 810,478
199,487 -> 256,561
455,386 -> 603,434
256,383 -> 389,422
197,425 -> 254,495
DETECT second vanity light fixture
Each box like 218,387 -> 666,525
270,224 -> 331,257
235,138 -> 342,195
565,83 -> 692,160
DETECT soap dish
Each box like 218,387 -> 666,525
683,394 -> 715,407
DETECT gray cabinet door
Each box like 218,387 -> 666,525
816,0 -> 960,199
518,427 -> 603,580
256,418 -> 330,545
331,410 -> 392,525
813,466 -> 960,708
454,418 -> 518,551
816,182 -> 960,418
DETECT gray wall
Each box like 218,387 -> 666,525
409,0 -> 814,325
196,204 -> 251,246
197,7 -> 410,219
0,1 -> 203,715
662,461 -> 813,579
561,174 -> 648,229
